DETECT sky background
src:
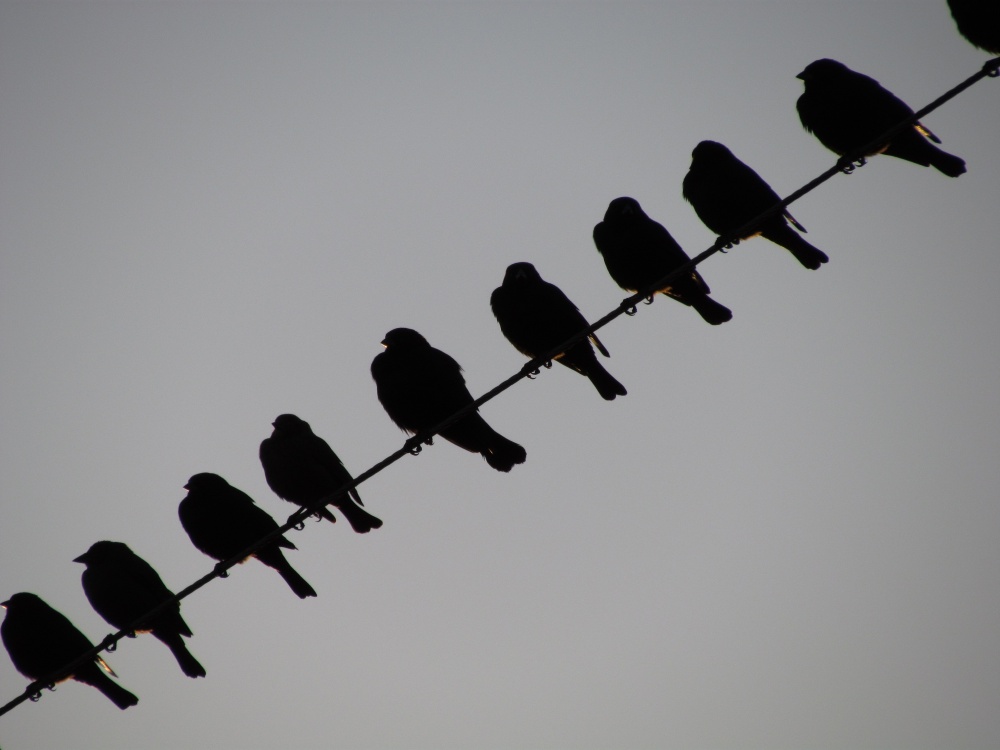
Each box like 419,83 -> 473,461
1,2 -> 998,748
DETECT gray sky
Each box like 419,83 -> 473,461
1,2 -> 998,748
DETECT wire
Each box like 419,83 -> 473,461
1,54 -> 997,720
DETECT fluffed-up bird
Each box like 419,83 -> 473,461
490,262 -> 627,400
75,540 -> 206,678
947,0 -> 1000,54
593,197 -> 733,325
371,327 -> 527,471
682,140 -> 829,270
796,58 -> 966,177
179,472 -> 318,599
260,414 -> 382,533
1,592 -> 139,709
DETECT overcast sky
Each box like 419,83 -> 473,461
1,2 -> 999,749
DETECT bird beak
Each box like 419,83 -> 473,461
380,339 -> 388,349
73,553 -> 87,564
183,482 -> 190,490
1,600 -> 8,610
796,70 -> 806,80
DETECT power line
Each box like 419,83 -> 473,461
1,54 -> 997,720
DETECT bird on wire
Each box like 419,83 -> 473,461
179,472 -> 318,599
593,196 -> 733,325
260,414 -> 383,534
947,0 -> 1000,54
490,261 -> 627,400
682,140 -> 830,270
372,327 -> 527,471
1,592 -> 139,710
796,58 -> 967,177
75,540 -> 206,678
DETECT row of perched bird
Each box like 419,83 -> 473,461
3,3 -> 998,713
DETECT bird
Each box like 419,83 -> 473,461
490,262 -> 627,400
260,414 -> 383,534
796,58 -> 966,177
947,0 -> 1000,54
682,140 -> 829,270
179,472 -> 318,599
371,327 -> 527,471
1,592 -> 139,710
592,197 -> 733,325
75,541 -> 206,678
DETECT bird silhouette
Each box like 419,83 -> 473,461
491,262 -> 627,400
372,327 -> 527,471
796,58 -> 966,177
75,540 -> 206,678
1,592 -> 139,709
260,414 -> 382,533
593,197 -> 733,324
947,0 -> 1000,54
683,140 -> 829,270
179,472 -> 317,599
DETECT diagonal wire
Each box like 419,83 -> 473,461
1,54 -> 996,720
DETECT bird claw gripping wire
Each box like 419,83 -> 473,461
644,295 -> 655,305
839,156 -> 867,174
985,58 -> 1000,78
27,681 -> 55,702
214,562 -> 230,578
405,436 -> 426,455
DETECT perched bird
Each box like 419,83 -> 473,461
260,414 -> 383,534
796,58 -> 966,177
592,197 -> 733,325
947,0 -> 1000,54
1,592 -> 139,710
490,262 -> 627,400
179,472 -> 317,599
682,140 -> 829,270
75,541 -> 205,678
371,327 -> 527,471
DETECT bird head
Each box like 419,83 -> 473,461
380,328 -> 429,350
184,472 -> 228,492
604,196 -> 644,222
1,592 -> 42,612
797,58 -> 846,82
73,540 -> 127,566
272,413 -> 309,434
691,140 -> 730,162
502,262 -> 541,285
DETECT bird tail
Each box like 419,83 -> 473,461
156,630 -> 207,678
587,362 -> 628,401
885,139 -> 966,177
334,496 -> 384,534
257,546 -> 318,599
440,415 -> 527,472
929,148 -> 967,178
481,431 -> 527,472
76,668 -> 140,710
690,295 -> 733,325
760,224 -> 829,270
